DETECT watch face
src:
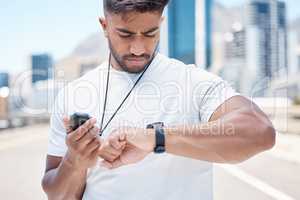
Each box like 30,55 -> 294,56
154,146 -> 165,153
146,122 -> 164,129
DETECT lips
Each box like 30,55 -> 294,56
126,57 -> 146,65
126,57 -> 146,61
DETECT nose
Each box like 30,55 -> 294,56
130,38 -> 146,56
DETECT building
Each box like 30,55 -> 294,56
245,0 -> 287,96
210,32 -> 226,74
288,31 -> 299,74
162,0 -> 213,68
298,47 -> 300,72
224,23 -> 246,60
271,0 -> 288,77
221,23 -> 246,92
0,72 -> 9,88
167,0 -> 196,64
31,54 -> 53,84
196,0 -> 213,69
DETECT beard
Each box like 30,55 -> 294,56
108,38 -> 159,74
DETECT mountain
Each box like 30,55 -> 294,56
55,32 -> 109,81
71,32 -> 109,59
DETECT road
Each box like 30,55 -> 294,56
0,124 -> 299,200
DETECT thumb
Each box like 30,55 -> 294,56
63,115 -> 72,133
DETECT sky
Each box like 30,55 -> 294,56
0,0 -> 103,73
1,0 -> 299,73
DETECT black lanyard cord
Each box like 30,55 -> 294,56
99,53 -> 111,135
99,52 -> 156,136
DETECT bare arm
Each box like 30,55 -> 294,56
42,155 -> 87,200
102,96 -> 276,169
162,96 -> 276,163
42,117 -> 101,200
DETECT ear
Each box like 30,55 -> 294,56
99,17 -> 108,37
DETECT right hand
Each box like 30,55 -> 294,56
63,116 -> 102,170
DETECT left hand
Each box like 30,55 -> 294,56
100,127 -> 155,169
98,137 -> 126,162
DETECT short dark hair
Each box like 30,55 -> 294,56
103,0 -> 169,14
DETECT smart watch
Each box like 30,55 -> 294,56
146,122 -> 165,154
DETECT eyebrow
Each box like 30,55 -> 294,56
116,26 -> 159,35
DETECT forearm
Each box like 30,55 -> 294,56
162,108 -> 275,163
42,154 -> 87,200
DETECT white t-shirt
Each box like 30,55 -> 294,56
48,53 -> 238,200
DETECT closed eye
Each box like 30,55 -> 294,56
116,28 -> 135,38
119,33 -> 132,38
143,29 -> 159,38
144,33 -> 156,38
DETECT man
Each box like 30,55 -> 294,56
42,0 -> 276,199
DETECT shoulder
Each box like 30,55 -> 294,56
157,53 -> 221,83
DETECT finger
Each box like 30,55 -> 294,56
80,127 -> 100,146
80,118 -> 97,136
70,128 -> 98,151
110,158 -> 124,169
109,136 -> 123,149
120,141 -> 126,150
63,116 -> 72,134
100,152 -> 117,162
100,139 -> 122,156
89,126 -> 100,135
119,132 -> 126,141
84,137 -> 101,155
106,146 -> 122,157
73,118 -> 97,141
100,160 -> 113,169
90,145 -> 100,160
67,126 -> 88,143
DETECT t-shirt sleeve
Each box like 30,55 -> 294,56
47,89 -> 68,157
198,78 -> 240,122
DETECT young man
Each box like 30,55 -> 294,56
42,0 -> 275,199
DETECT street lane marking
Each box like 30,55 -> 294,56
219,165 -> 295,200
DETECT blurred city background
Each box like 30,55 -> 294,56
0,0 -> 300,199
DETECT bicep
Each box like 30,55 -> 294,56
209,96 -> 255,122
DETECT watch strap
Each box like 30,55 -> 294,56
146,122 -> 165,153
154,126 -> 165,153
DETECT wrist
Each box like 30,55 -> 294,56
144,128 -> 155,152
146,122 -> 166,154
125,127 -> 155,153
64,151 -> 88,171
